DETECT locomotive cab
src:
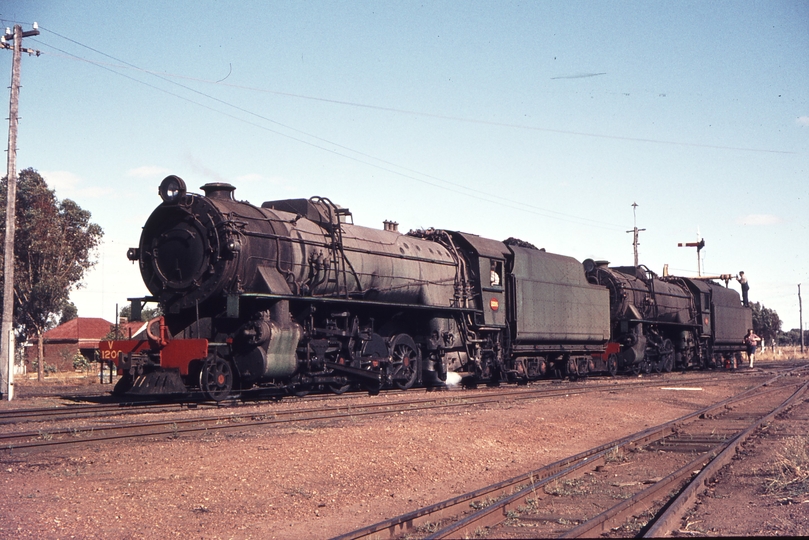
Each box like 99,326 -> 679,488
448,232 -> 509,327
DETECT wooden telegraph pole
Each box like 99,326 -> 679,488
800,284 -> 804,355
1,23 -> 39,400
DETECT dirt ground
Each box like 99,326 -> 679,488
1,359 -> 807,539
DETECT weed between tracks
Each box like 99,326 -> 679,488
605,445 -> 628,463
544,477 -> 589,497
459,526 -> 489,538
544,471 -> 640,501
611,509 -> 655,534
412,520 -> 441,535
469,496 -> 499,510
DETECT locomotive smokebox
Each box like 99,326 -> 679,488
137,180 -> 242,320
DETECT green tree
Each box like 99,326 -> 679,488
58,301 -> 78,326
750,302 -> 782,343
778,328 -> 809,347
120,303 -> 163,322
0,168 -> 103,380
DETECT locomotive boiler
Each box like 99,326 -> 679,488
102,175 -> 611,400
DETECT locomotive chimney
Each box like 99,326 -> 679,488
200,183 -> 236,200
383,220 -> 399,232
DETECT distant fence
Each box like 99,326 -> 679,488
758,345 -> 808,362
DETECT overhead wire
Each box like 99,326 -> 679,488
30,27 -> 629,231
38,48 -> 626,232
6,20 -> 799,158
75,64 -> 796,156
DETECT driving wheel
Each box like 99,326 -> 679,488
389,334 -> 420,390
200,356 -> 233,401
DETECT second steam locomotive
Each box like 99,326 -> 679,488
101,176 -> 751,400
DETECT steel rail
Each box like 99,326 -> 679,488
0,400 -> 195,424
4,363 -> 783,427
0,372 -> 732,447
330,373 -> 795,540
0,377 -> 683,451
562,381 -> 808,538
641,380 -> 809,538
0,369 -> 749,427
427,382 -> 799,540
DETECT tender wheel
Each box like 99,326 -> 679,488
660,339 -> 675,373
566,356 -> 579,381
200,356 -> 234,401
389,334 -> 420,390
607,354 -> 618,377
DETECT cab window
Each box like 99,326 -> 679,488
490,260 -> 503,287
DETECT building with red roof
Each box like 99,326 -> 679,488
25,317 -> 146,373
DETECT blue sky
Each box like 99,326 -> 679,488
2,1 -> 807,330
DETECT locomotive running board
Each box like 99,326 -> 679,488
240,292 -> 482,313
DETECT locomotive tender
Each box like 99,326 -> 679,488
100,176 -> 749,400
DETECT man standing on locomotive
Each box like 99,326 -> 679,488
744,329 -> 761,369
736,271 -> 750,307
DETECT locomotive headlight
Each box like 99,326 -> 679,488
158,175 -> 187,203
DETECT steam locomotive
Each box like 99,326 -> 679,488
99,176 -> 750,400
584,262 -> 751,375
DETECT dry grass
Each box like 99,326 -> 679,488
757,346 -> 809,362
765,435 -> 809,498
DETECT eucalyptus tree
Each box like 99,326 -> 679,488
0,168 -> 103,379
750,302 -> 782,344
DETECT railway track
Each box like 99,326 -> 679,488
0,373 -> 723,425
0,371 -> 755,453
0,368 -> 770,427
332,371 -> 809,539
0,400 -> 210,425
